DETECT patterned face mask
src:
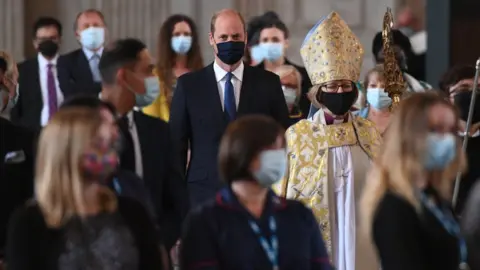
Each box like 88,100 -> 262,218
81,139 -> 119,181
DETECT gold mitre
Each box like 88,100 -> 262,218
300,11 -> 364,85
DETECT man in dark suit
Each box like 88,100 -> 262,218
0,89 -> 35,256
98,38 -> 188,250
58,9 -> 106,96
169,9 -> 290,205
11,17 -> 71,131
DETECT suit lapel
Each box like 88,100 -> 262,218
76,50 -> 94,84
28,59 -> 43,112
237,65 -> 253,116
204,64 -> 228,125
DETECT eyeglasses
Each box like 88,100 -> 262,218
321,83 -> 354,93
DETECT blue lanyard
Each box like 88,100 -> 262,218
248,216 -> 279,270
420,193 -> 469,269
113,177 -> 122,194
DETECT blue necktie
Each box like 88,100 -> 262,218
224,72 -> 236,121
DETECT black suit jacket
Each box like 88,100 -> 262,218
169,63 -> 290,205
120,111 -> 188,250
57,48 -> 102,95
257,59 -> 312,117
0,118 -> 35,252
10,57 -> 71,130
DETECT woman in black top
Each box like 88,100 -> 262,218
180,115 -> 331,270
6,108 -> 163,269
360,93 -> 468,270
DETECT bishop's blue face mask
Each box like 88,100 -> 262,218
216,41 -> 245,65
171,36 -> 192,55
424,133 -> 456,170
366,88 -> 392,109
260,42 -> 284,62
253,149 -> 287,187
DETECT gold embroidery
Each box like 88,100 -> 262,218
273,118 -> 382,255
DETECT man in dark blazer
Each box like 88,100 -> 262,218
0,116 -> 35,256
98,38 -> 189,251
170,9 -> 290,206
58,9 -> 107,96
11,17 -> 71,131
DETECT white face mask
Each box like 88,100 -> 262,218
282,86 -> 297,106
171,36 -> 192,55
366,88 -> 392,109
135,76 -> 160,107
79,27 -> 105,51
253,149 -> 287,187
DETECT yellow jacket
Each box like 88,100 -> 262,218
143,68 -> 170,122
143,89 -> 170,122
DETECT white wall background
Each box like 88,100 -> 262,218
0,0 -> 395,76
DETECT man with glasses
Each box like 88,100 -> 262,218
274,12 -> 382,270
11,17 -> 71,131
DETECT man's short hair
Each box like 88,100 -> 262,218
438,65 -> 476,95
61,94 -> 116,116
210,9 -> 246,34
98,38 -> 146,85
372,29 -> 412,59
32,17 -> 63,38
74,9 -> 106,31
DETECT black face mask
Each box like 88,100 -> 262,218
38,40 -> 59,58
320,91 -> 357,116
454,91 -> 480,124
216,41 -> 245,65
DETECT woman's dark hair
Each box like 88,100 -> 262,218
438,65 -> 476,95
157,14 -> 203,104
258,18 -> 289,40
219,115 -> 285,184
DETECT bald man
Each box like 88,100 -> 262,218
170,9 -> 290,205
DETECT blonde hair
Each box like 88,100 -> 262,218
35,108 -> 117,228
273,65 -> 302,100
360,92 -> 466,238
0,50 -> 18,81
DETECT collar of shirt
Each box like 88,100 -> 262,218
458,129 -> 480,138
83,46 -> 104,60
126,111 -> 135,129
37,53 -> 59,67
213,60 -> 244,82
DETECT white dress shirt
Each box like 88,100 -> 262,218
38,54 -> 63,126
83,47 -> 104,81
213,61 -> 244,110
127,110 -> 144,178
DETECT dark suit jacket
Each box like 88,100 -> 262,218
169,63 -> 290,205
257,59 -> 312,117
0,118 -> 35,253
120,111 -> 188,250
10,57 -> 72,130
57,48 -> 102,95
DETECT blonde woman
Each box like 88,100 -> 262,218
361,93 -> 468,270
6,108 -> 163,269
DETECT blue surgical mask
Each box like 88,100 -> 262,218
134,76 -> 161,108
80,27 -> 105,51
171,36 -> 192,55
250,45 -> 265,63
366,88 -> 392,109
253,149 -> 287,187
424,133 -> 456,170
261,42 -> 284,62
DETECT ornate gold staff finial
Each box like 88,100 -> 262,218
382,7 -> 406,110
